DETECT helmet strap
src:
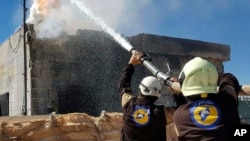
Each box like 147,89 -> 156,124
178,71 -> 185,88
200,93 -> 208,98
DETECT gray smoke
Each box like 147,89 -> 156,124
26,0 -> 152,39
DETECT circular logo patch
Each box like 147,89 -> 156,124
132,105 -> 150,126
190,99 -> 221,129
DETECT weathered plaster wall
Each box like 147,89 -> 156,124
0,27 -> 30,116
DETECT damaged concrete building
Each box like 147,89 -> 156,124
0,24 -> 233,117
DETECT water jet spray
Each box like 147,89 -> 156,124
69,0 -> 180,90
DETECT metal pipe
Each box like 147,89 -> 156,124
23,0 -> 27,116
131,49 -> 173,87
141,60 -> 160,76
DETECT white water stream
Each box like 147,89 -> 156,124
70,0 -> 134,52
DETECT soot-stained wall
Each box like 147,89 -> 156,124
30,29 -> 133,116
28,26 -> 230,116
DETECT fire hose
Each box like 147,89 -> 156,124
129,49 -> 181,92
129,49 -> 250,95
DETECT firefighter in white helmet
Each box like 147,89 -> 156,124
169,57 -> 241,141
118,50 -> 174,141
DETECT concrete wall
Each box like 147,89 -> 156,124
0,25 -> 230,116
0,27 -> 31,116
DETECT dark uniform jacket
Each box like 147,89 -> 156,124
173,73 -> 241,141
119,64 -> 167,141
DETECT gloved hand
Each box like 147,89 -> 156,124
167,77 -> 181,94
128,50 -> 144,66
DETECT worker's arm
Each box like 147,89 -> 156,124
217,73 -> 240,102
118,51 -> 143,107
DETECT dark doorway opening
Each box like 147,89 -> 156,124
0,92 -> 9,116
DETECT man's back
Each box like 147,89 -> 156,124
173,73 -> 241,141
121,97 -> 166,141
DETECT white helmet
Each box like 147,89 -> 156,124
179,57 -> 218,97
139,76 -> 161,97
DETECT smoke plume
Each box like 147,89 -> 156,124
26,0 -> 153,39
27,0 -> 93,38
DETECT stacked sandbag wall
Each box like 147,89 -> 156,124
0,112 -> 177,141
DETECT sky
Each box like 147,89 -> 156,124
0,0 -> 250,84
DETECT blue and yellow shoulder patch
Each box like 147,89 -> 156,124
189,99 -> 221,130
132,105 -> 151,126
